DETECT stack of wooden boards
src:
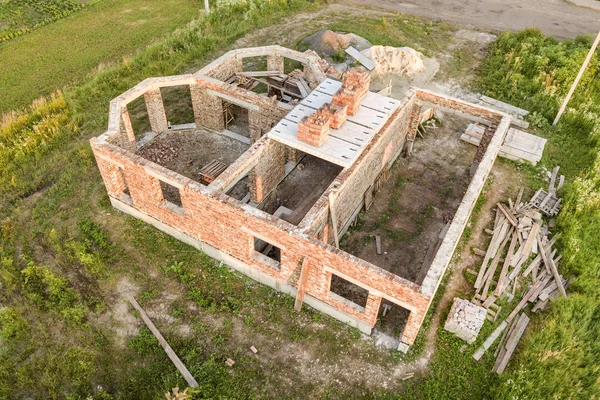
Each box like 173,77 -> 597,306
469,178 -> 568,373
461,123 -> 547,165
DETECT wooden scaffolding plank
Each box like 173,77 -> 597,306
126,294 -> 199,388
294,257 -> 311,312
493,313 -> 530,374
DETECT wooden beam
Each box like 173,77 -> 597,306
294,258 -> 311,312
553,30 -> 600,126
126,294 -> 199,388
328,193 -> 340,249
494,230 -> 518,296
497,203 -> 518,227
493,313 -> 530,374
536,235 -> 567,297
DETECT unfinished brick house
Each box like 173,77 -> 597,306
91,45 -> 511,351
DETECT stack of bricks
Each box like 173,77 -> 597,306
332,67 -> 371,116
317,103 -> 347,129
297,113 -> 330,147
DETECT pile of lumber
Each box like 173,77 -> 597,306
232,70 -> 311,101
469,175 -> 568,373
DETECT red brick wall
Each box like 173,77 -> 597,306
91,138 -> 431,344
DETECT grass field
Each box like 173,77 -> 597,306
0,0 -> 202,113
1,0 -> 599,398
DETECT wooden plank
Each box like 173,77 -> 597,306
329,193 -> 340,249
549,166 -> 560,194
237,70 -> 284,77
375,235 -> 382,255
126,294 -> 199,388
537,235 -> 566,298
515,187 -> 524,210
493,313 -> 530,374
506,279 -> 545,322
497,203 -> 518,227
475,219 -> 509,290
294,258 -> 311,312
344,46 -> 376,70
472,321 -> 508,361
494,230 -> 519,296
481,229 -> 512,298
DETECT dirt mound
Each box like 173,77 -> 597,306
299,30 -> 372,57
361,46 -> 426,76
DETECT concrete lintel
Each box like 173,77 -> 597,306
241,226 -> 288,251
144,167 -> 187,189
206,89 -> 260,111
109,196 -> 372,335
93,150 -> 125,169
323,266 -> 419,313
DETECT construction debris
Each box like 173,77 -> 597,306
444,298 -> 487,343
469,179 -> 568,373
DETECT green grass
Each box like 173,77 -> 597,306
0,0 -> 202,113
0,0 -> 87,42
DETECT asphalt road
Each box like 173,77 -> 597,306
354,0 -> 600,38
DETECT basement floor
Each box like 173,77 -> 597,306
260,154 -> 343,225
136,128 -> 249,184
340,114 -> 476,284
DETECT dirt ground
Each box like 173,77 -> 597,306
351,0 -> 600,38
340,114 -> 475,283
136,128 -> 249,184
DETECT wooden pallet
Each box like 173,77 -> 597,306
528,188 -> 561,216
200,160 -> 228,184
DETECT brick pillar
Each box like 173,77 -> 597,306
127,167 -> 164,208
267,53 -> 284,73
332,67 -> 371,115
404,103 -> 422,157
317,103 -> 347,129
144,88 -> 168,133
401,309 -> 425,345
364,293 -> 382,326
248,141 -> 286,203
95,157 -> 127,198
189,84 -> 224,132
297,114 -> 330,147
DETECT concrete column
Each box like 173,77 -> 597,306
144,88 -> 168,133
189,84 -> 224,132
267,53 -> 284,73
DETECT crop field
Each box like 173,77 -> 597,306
0,0 -> 86,42
0,0 -> 202,113
1,0 -> 599,398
